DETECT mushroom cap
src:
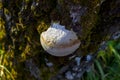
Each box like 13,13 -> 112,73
40,23 -> 80,56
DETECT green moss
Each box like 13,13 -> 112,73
37,21 -> 49,34
0,18 -> 6,42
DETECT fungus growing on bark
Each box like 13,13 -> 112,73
40,23 -> 80,56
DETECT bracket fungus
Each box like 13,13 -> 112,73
40,23 -> 80,56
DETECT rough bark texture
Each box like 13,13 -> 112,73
0,0 -> 120,80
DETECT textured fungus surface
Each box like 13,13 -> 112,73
40,23 -> 80,56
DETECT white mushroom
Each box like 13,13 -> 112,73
40,23 -> 80,56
